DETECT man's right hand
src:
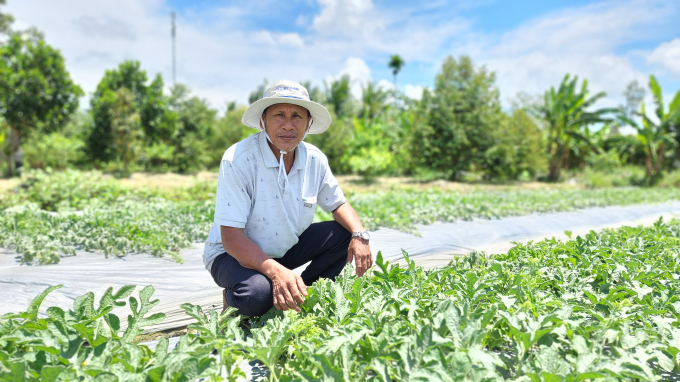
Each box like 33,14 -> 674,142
269,265 -> 308,312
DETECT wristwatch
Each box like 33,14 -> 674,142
351,231 -> 370,242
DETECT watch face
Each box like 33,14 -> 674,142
361,231 -> 370,241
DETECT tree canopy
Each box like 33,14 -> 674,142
413,55 -> 503,180
0,34 -> 82,175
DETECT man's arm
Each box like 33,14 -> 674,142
332,202 -> 373,277
220,226 -> 307,312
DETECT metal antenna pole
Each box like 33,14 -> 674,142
171,11 -> 176,86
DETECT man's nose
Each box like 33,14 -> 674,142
282,116 -> 296,129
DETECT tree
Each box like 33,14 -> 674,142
0,0 -> 14,36
485,109 -> 547,180
618,75 -> 680,184
533,74 -> 613,181
359,81 -> 389,120
0,34 -> 83,176
109,88 -> 143,176
324,75 -> 352,119
623,80 -> 646,118
412,55 -> 504,180
86,60 -> 175,164
388,54 -> 405,87
167,83 -> 216,172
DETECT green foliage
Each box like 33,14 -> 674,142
566,166 -> 646,188
2,169 -> 141,211
303,108 -> 353,173
413,55 -> 504,180
0,199 -> 212,264
324,74 -> 353,119
207,106 -> 253,166
618,75 -> 680,184
316,186 -> 680,233
388,54 -> 405,86
0,34 -> 82,175
86,61 -> 175,164
6,220 -> 680,380
484,109 -> 547,181
359,81 -> 390,120
4,169 -> 680,264
0,0 -> 13,36
344,117 -> 398,179
533,74 -> 614,181
167,84 -> 217,173
22,132 -> 84,170
109,88 -> 143,176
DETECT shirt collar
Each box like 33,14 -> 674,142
258,130 -> 306,171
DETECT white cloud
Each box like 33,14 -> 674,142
335,57 -> 371,99
376,79 -> 394,91
312,0 -> 376,37
4,0 -> 677,113
404,84 -> 424,100
473,0 -> 674,108
648,38 -> 680,77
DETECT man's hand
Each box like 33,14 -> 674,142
269,265 -> 308,312
347,237 -> 372,277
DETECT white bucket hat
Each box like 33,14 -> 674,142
242,80 -> 332,134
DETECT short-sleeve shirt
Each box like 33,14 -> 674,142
203,131 -> 346,271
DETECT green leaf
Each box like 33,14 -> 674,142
39,366 -> 65,382
649,74 -> 664,120
2,285 -> 63,321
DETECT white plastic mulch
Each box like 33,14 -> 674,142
2,201 -> 680,333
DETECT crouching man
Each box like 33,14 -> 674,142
203,80 -> 373,316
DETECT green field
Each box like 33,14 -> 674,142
2,219 -> 680,380
2,170 -> 680,264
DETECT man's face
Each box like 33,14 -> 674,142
262,103 -> 311,153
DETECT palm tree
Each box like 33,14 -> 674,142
533,74 -> 614,181
324,75 -> 352,118
388,54 -> 405,87
618,75 -> 680,184
359,81 -> 389,120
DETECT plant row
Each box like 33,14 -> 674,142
2,219 -> 680,380
2,170 -> 680,264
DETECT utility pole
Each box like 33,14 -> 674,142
171,11 -> 176,86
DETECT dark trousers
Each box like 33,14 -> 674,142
210,221 -> 351,317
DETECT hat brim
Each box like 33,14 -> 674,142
242,97 -> 332,134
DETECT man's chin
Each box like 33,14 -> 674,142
275,139 -> 299,152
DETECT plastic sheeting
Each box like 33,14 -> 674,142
2,201 -> 680,332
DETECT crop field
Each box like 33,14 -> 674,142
2,219 -> 680,381
2,170 -> 680,264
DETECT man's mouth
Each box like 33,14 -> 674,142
279,136 -> 296,141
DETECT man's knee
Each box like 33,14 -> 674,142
228,273 -> 274,317
327,220 -> 352,248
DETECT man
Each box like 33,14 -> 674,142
203,80 -> 373,316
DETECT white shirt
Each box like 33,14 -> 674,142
203,131 -> 346,271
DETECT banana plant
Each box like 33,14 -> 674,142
618,75 -> 680,184
533,74 -> 615,181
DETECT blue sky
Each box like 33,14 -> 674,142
6,0 -> 680,111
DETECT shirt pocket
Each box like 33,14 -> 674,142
302,195 -> 317,216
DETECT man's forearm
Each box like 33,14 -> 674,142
220,226 -> 282,278
332,202 -> 365,233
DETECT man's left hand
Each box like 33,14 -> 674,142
347,237 -> 372,277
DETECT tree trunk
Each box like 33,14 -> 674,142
6,128 -> 21,177
644,154 -> 653,185
547,139 -> 563,182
